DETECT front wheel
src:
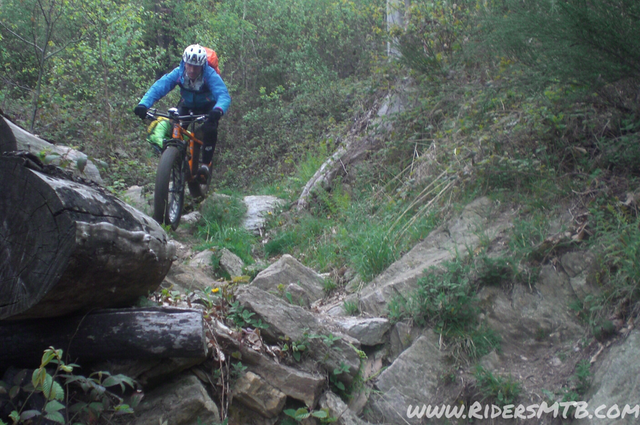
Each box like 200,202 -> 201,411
153,145 -> 186,230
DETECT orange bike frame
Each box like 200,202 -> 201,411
171,123 -> 204,181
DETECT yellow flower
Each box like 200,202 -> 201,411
211,287 -> 220,293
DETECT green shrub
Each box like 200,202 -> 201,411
474,365 -> 522,406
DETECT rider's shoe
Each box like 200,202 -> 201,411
197,165 -> 210,184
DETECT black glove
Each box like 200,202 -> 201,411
134,104 -> 148,120
208,108 -> 223,122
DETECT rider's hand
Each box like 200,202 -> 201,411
134,104 -> 148,120
208,108 -> 223,122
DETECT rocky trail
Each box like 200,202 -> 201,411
115,191 -> 640,425
3,109 -> 639,425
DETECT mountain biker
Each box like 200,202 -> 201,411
133,44 -> 231,176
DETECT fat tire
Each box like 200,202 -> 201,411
153,145 -> 185,230
187,143 -> 211,198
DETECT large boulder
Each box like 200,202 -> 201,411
250,254 -> 326,303
235,285 -> 362,385
574,331 -> 640,425
367,331 -> 446,425
131,373 -> 220,425
233,371 -> 287,418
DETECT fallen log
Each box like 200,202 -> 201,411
0,116 -> 17,153
0,307 -> 207,368
0,154 -> 175,320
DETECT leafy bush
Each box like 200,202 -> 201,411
0,347 -> 138,425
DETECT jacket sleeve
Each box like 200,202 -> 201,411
205,67 -> 231,114
139,68 -> 181,108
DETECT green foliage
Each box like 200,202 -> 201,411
474,365 -> 522,407
571,360 -> 593,396
228,301 -> 268,330
1,347 -> 138,425
342,300 -> 360,316
396,0 -> 476,76
329,362 -> 351,394
578,201 -> 640,332
478,0 -> 640,89
196,214 -> 256,267
283,407 -> 335,424
281,336 -> 308,362
389,259 -> 476,330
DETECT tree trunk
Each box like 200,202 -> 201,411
0,308 -> 207,367
0,154 -> 175,321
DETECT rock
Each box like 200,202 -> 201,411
319,391 -> 369,425
124,185 -> 151,215
242,195 -> 284,234
561,251 -> 599,301
209,318 -> 325,408
574,331 -> 640,425
219,248 -> 245,277
233,371 -> 287,418
250,254 -> 326,303
235,286 -> 361,384
245,357 -> 324,408
368,331 -> 445,425
131,373 -> 220,425
163,263 -> 216,293
286,282 -> 312,307
354,197 -> 512,316
181,211 -> 203,226
388,321 -> 421,361
190,249 -> 215,268
228,401 -> 277,425
478,264 -> 584,349
478,350 -> 502,373
334,317 -> 391,346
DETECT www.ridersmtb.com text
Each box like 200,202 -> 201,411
407,402 -> 639,420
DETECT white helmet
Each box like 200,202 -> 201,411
183,44 -> 207,66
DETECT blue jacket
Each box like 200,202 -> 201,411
139,61 -> 231,113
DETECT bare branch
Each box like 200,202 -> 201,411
0,20 -> 42,53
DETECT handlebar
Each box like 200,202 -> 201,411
146,107 -> 208,123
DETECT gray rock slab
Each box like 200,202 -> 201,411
250,254 -> 326,303
387,321 -> 422,362
356,197 -> 512,316
233,371 -> 287,418
320,391 -> 372,425
242,195 -> 284,234
131,373 -> 220,425
235,285 -> 361,384
574,331 -> 640,425
245,355 -> 325,408
334,317 -> 391,346
190,249 -> 215,268
478,264 -> 584,348
163,263 -> 216,293
561,251 -> 600,301
181,211 -> 203,226
219,247 -> 245,277
368,331 -> 445,425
